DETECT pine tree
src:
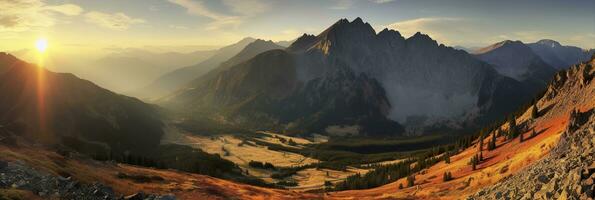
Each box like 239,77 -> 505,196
478,134 -> 484,152
398,183 -> 403,189
406,175 -> 415,187
531,128 -> 537,138
470,154 -> 479,170
443,171 -> 453,182
508,117 -> 518,139
520,132 -> 524,142
488,131 -> 497,150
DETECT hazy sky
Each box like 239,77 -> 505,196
1,0 -> 594,56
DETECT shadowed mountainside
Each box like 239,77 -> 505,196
0,53 -> 164,154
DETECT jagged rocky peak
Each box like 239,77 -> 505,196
317,17 -> 377,43
536,39 -> 562,48
377,28 -> 404,41
242,39 -> 280,50
288,33 -> 317,52
406,32 -> 438,46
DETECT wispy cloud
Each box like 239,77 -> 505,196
168,0 -> 243,30
85,11 -> 145,31
369,0 -> 395,4
168,0 -> 270,31
0,0 -> 83,32
44,4 -> 84,16
222,0 -> 271,16
385,17 -> 468,44
329,0 -> 354,10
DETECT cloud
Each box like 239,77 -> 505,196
0,0 -> 83,32
330,0 -> 354,10
44,4 -> 83,16
168,0 -> 270,31
222,0 -> 271,15
369,0 -> 395,3
85,11 -> 145,31
168,0 -> 244,30
385,17 -> 472,45
167,0 -> 227,19
169,25 -> 189,30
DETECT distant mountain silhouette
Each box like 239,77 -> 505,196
474,40 -> 557,86
134,37 -> 257,100
528,39 -> 595,70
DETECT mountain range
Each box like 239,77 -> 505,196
162,18 -> 534,136
133,37 -> 262,100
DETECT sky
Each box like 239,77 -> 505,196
1,0 -> 594,57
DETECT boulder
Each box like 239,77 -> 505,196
0,160 -> 7,169
125,192 -> 145,200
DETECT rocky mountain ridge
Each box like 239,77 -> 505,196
165,18 -> 532,135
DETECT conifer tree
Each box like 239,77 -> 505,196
406,175 -> 415,187
508,117 -> 518,139
520,132 -> 524,142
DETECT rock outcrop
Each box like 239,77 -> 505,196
469,109 -> 595,200
0,161 -> 176,200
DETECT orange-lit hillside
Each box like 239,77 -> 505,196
330,57 -> 595,199
0,144 -> 320,200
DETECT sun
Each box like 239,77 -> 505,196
35,38 -> 48,52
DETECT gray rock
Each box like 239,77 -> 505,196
537,175 -> 550,183
0,160 -> 7,169
124,192 -> 145,200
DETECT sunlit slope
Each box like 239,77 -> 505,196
330,55 -> 595,199
0,145 -> 319,200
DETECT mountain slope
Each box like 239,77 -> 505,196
165,18 -> 530,135
135,37 -> 256,100
528,39 -> 595,70
332,55 -> 595,199
0,52 -> 19,74
470,54 -> 595,199
474,40 -> 557,85
0,53 -> 164,154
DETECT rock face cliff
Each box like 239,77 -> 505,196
471,109 -> 594,200
165,18 -> 532,136
470,55 -> 595,200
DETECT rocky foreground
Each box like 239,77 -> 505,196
470,109 -> 595,200
0,160 -> 176,200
